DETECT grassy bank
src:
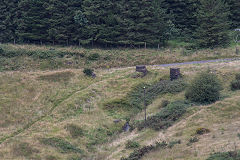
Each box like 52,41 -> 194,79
0,43 -> 239,71
0,58 -> 240,159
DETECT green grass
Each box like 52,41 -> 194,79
0,43 -> 239,71
1,57 -> 240,160
40,137 -> 83,154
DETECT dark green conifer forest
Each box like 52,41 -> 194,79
0,0 -> 239,48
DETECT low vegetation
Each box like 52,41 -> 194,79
83,68 -> 94,77
125,140 -> 140,149
0,55 -> 240,160
185,70 -> 222,104
121,141 -> 168,160
40,137 -> 83,154
0,44 -> 239,71
231,73 -> 240,91
206,151 -> 240,160
105,79 -> 186,116
137,100 -> 190,131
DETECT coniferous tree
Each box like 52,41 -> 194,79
227,0 -> 240,28
121,0 -> 169,47
17,0 -> 49,44
0,0 -> 19,43
163,0 -> 199,39
46,0 -> 68,45
82,0 -> 123,46
195,0 -> 230,48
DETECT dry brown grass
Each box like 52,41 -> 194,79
0,59 -> 240,159
1,43 -> 240,71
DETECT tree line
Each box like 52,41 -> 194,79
0,0 -> 239,48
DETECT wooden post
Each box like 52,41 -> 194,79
14,39 -> 16,45
144,42 -> 146,49
236,47 -> 239,54
158,44 -> 160,50
143,86 -> 147,123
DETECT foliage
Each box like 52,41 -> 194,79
0,47 -> 3,55
137,101 -> 190,131
0,0 -> 238,46
195,0 -> 231,48
206,151 -> 240,160
231,74 -> 240,91
231,80 -> 240,91
185,70 -> 222,104
40,137 -> 82,153
196,128 -> 210,135
125,140 -> 140,149
83,68 -> 94,77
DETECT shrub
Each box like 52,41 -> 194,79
231,80 -> 240,91
87,53 -> 100,61
83,68 -> 94,77
160,100 -> 170,108
231,73 -> 240,91
0,47 -> 4,55
125,140 -> 140,149
185,71 -> 222,104
196,128 -> 210,135
235,73 -> 240,81
137,101 -> 190,131
121,141 -> 167,160
65,124 -> 85,138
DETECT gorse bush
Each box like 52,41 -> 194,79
231,73 -> 240,91
138,101 -> 190,131
196,128 -> 210,135
185,70 -> 222,104
83,68 -> 94,77
0,47 -> 4,55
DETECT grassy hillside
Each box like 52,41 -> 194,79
0,43 -> 239,71
0,55 -> 240,159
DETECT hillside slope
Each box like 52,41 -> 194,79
0,59 -> 240,160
